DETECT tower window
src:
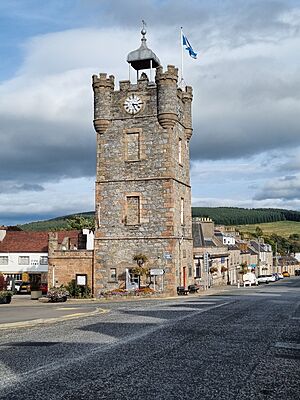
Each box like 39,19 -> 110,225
126,196 -> 140,225
110,268 -> 117,281
178,138 -> 182,165
180,198 -> 184,225
126,132 -> 140,161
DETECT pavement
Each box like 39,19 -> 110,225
0,282 -> 267,329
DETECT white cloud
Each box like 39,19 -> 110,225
1,2 -> 300,223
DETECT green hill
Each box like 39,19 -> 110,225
18,212 -> 94,231
16,207 -> 300,232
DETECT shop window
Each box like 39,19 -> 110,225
18,256 -> 29,265
0,256 -> 8,265
40,256 -> 48,265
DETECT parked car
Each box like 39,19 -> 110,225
277,272 -> 284,279
19,282 -> 31,294
266,274 -> 276,282
295,269 -> 300,276
282,271 -> 290,277
13,280 -> 23,293
242,272 -> 258,286
272,273 -> 279,281
257,275 -> 270,284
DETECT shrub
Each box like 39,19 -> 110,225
66,279 -> 91,298
0,290 -> 13,299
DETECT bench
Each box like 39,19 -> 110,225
177,286 -> 189,295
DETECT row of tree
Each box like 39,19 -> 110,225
192,207 -> 300,225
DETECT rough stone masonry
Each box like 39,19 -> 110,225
92,44 -> 194,296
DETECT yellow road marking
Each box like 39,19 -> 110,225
0,308 -> 109,330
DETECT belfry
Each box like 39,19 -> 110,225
92,26 -> 194,295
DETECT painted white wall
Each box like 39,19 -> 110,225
82,229 -> 94,250
0,252 -> 48,274
223,235 -> 235,245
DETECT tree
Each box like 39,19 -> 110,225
255,226 -> 263,238
66,215 -> 95,230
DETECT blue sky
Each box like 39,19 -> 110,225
0,0 -> 300,225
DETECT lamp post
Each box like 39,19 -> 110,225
226,257 -> 230,285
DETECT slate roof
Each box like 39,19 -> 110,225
0,230 -> 80,253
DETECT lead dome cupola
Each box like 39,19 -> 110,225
127,24 -> 160,71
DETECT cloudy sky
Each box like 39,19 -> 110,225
0,0 -> 300,225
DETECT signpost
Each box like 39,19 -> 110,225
150,268 -> 165,276
150,269 -> 165,292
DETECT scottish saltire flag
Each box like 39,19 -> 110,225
182,32 -> 197,59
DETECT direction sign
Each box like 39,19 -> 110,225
150,268 -> 165,276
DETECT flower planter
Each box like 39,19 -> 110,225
0,295 -> 12,304
31,290 -> 42,300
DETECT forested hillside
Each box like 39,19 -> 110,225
192,207 -> 300,225
15,207 -> 300,231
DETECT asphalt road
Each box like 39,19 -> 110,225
0,279 -> 299,400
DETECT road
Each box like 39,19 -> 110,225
0,279 -> 299,400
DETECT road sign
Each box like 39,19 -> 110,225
150,269 -> 165,276
203,253 -> 209,272
164,253 -> 172,260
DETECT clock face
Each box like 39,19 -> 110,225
124,94 -> 143,115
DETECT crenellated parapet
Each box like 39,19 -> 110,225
92,73 -> 115,134
156,65 -> 179,129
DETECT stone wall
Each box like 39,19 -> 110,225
48,250 -> 93,289
93,66 -> 194,296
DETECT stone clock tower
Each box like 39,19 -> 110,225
92,27 -> 194,296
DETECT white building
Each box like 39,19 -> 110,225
0,228 -> 49,282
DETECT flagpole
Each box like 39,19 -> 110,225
180,27 -> 183,87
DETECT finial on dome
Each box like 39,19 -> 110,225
141,19 -> 147,38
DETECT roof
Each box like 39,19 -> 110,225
127,29 -> 160,71
192,222 -> 205,247
0,230 -> 80,253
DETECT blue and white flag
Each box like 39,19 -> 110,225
182,32 -> 197,59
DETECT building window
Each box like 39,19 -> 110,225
126,196 -> 140,225
180,198 -> 184,225
188,266 -> 192,277
110,268 -> 117,281
18,256 -> 29,265
0,256 -> 8,265
126,132 -> 140,161
178,138 -> 182,164
40,256 -> 48,265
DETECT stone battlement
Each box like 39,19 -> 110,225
92,73 -> 115,90
156,65 -> 178,84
